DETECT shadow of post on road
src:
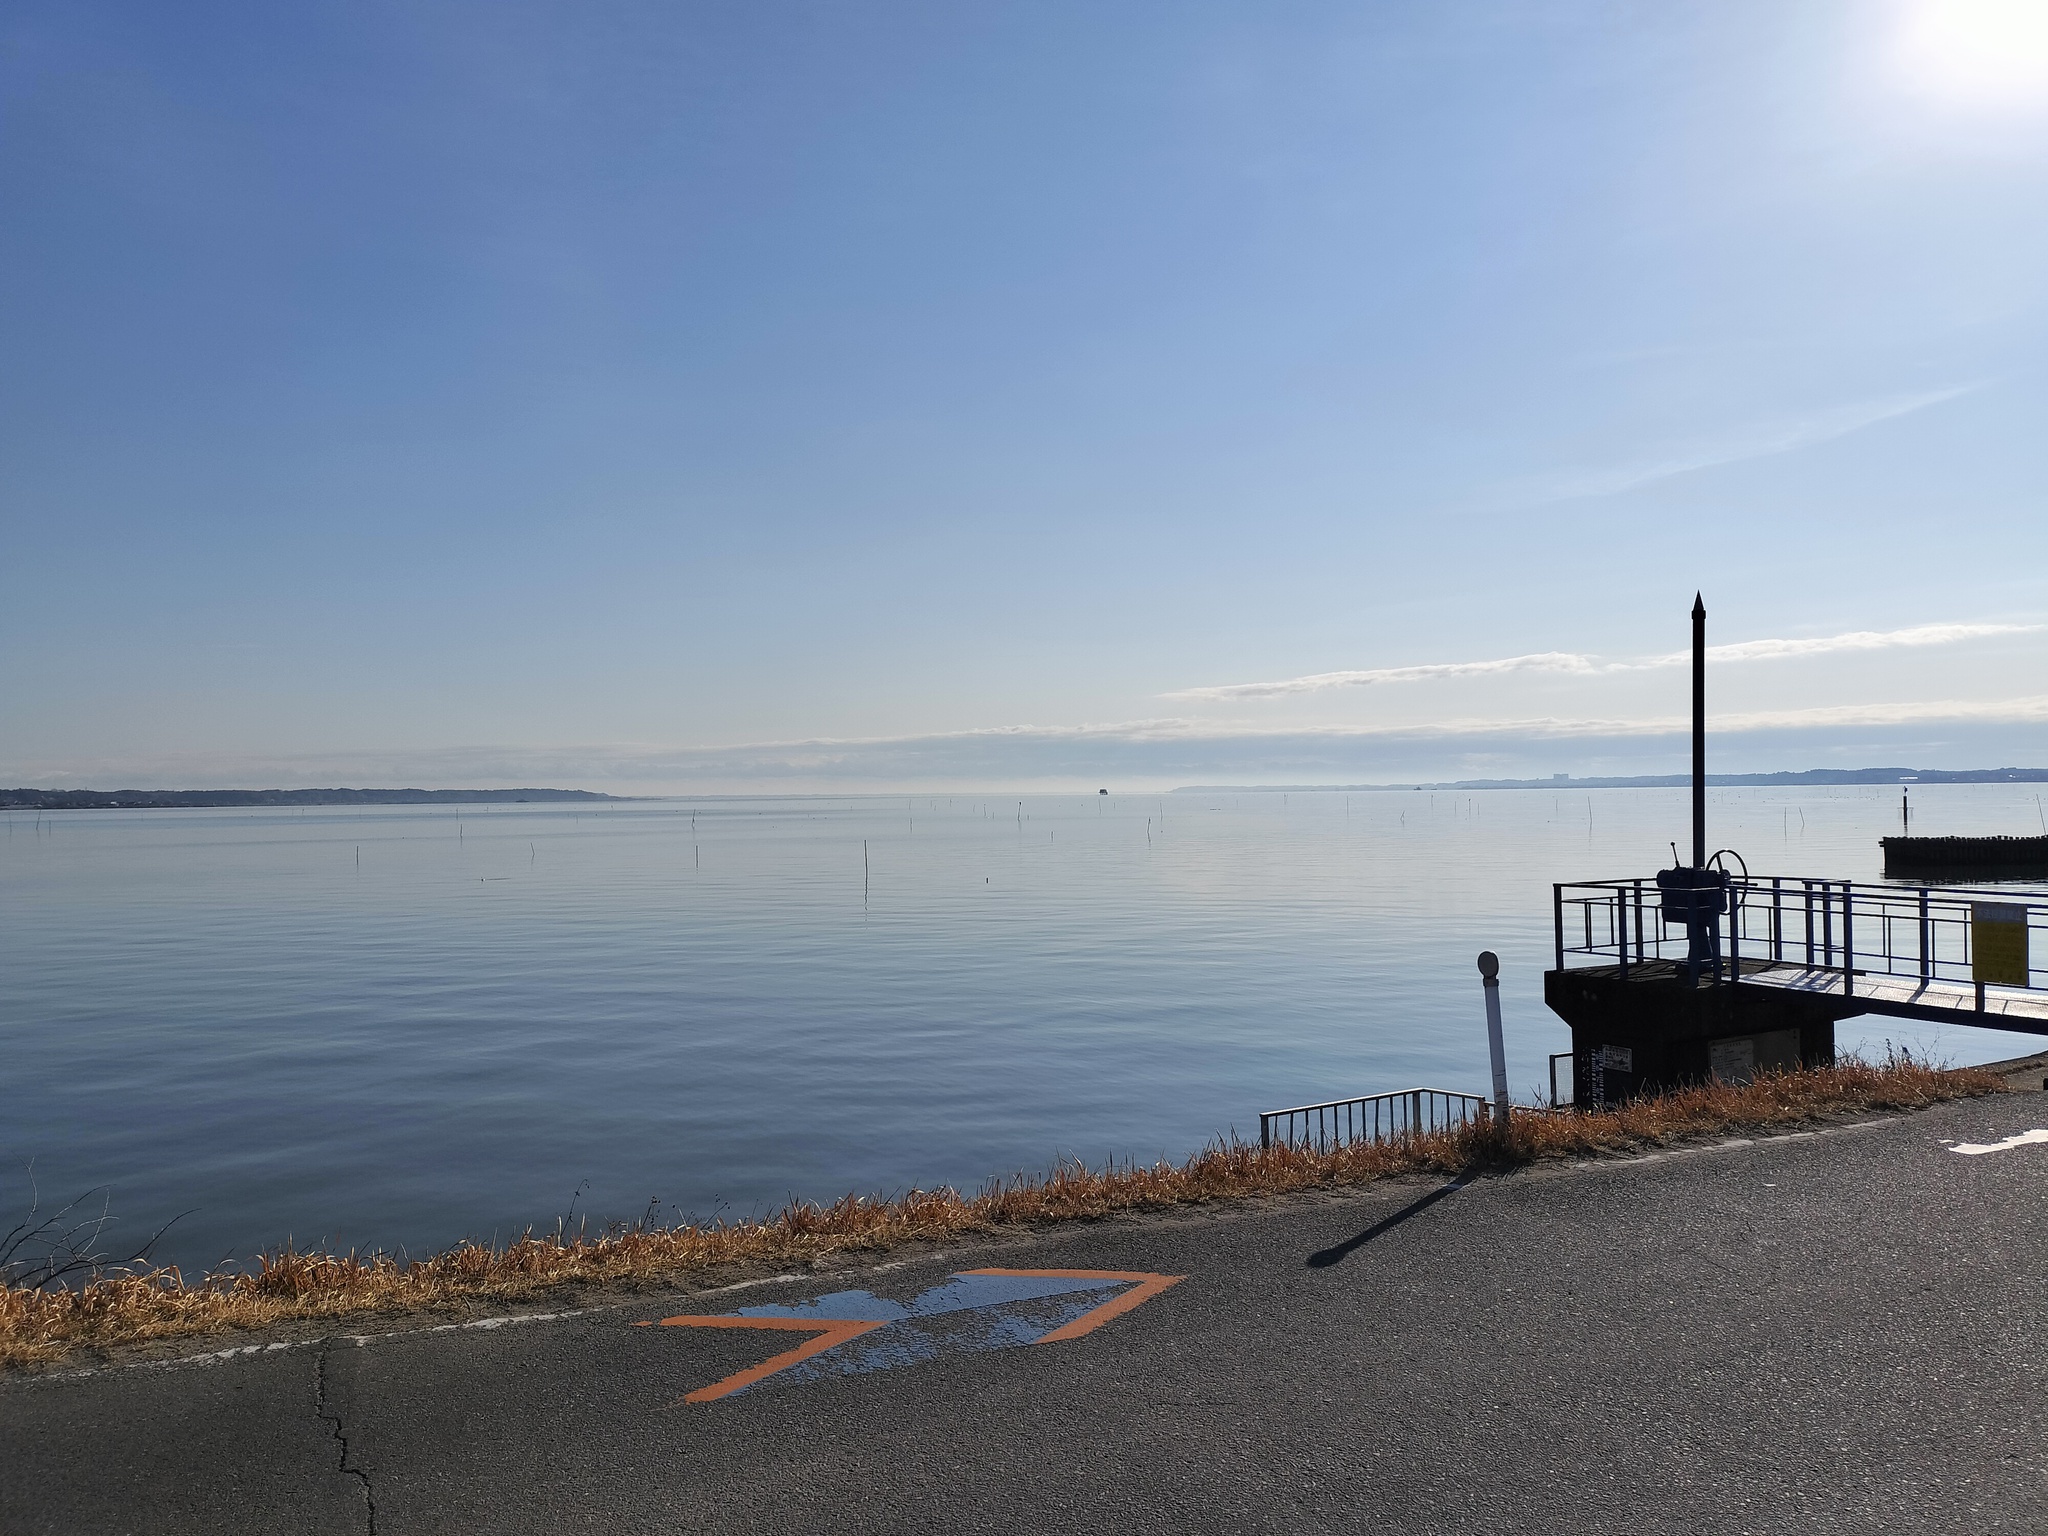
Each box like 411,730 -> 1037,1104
1306,1175 -> 1473,1269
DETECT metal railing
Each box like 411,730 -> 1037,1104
1553,875 -> 2048,1004
1259,1088 -> 1492,1150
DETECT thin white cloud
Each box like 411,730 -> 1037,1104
1711,695 -> 2048,733
1172,621 -> 2041,701
1340,694 -> 2048,741
1533,384 -> 1979,503
1639,621 -> 2043,668
1166,651 -> 1595,701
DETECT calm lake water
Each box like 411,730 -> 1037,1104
4,784 -> 2041,1272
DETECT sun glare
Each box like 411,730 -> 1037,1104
1898,0 -> 2048,107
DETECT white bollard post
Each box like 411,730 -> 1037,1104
1477,951 -> 1510,1126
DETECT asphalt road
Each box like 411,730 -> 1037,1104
6,1089 -> 2048,1535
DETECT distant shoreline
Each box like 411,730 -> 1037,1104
0,788 -> 624,809
1176,767 -> 2048,793
9,768 -> 2046,809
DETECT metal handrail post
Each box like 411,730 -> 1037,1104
1772,877 -> 1782,961
1728,881 -> 1741,983
1842,883 -> 1854,998
1919,887 -> 1931,980
1553,885 -> 1564,971
1618,885 -> 1629,978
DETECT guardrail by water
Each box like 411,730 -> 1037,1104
1259,1088 -> 1493,1150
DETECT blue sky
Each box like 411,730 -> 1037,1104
3,1 -> 2045,790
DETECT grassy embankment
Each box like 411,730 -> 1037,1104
0,1056 -> 2004,1369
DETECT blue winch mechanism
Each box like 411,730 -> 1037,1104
1657,865 -> 1725,987
1655,848 -> 1747,988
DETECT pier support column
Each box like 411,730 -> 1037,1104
1545,964 -> 1845,1107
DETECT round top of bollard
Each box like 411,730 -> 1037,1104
1476,951 -> 1499,980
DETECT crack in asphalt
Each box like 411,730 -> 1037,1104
315,1340 -> 377,1534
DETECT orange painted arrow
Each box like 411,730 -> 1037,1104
649,1268 -> 1183,1403
957,1269 -> 1183,1341
653,1315 -> 890,1403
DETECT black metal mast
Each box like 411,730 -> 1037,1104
1692,592 -> 1706,869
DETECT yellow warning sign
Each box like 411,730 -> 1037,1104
1972,903 -> 2030,987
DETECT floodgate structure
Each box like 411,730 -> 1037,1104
1547,596 -> 2047,1107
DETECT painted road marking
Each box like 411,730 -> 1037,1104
646,1268 -> 1183,1403
654,1317 -> 890,1402
1948,1128 -> 2048,1155
973,1268 -> 1183,1342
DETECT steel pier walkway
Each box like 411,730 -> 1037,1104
1554,876 -> 2048,1036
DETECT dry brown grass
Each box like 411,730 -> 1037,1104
0,1056 -> 2002,1369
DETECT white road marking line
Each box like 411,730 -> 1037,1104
23,1339 -> 319,1382
170,1340 -> 307,1365
1948,1129 -> 2048,1156
700,1273 -> 808,1293
345,1310 -> 586,1346
1571,1118 -> 1883,1172
21,1313 -> 590,1381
